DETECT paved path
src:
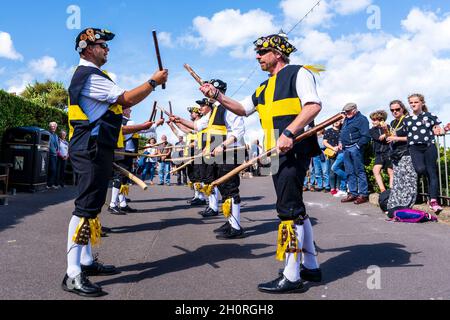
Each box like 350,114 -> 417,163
1,176 -> 449,300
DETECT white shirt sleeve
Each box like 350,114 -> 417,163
82,74 -> 125,104
241,96 -> 257,116
225,110 -> 245,143
195,113 -> 210,132
296,67 -> 321,106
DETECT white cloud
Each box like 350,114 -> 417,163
29,56 -> 58,78
158,31 -> 175,48
0,31 -> 23,60
288,8 -> 450,125
6,73 -> 34,94
332,0 -> 372,15
280,0 -> 333,29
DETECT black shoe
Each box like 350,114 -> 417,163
125,198 -> 131,203
201,207 -> 219,217
214,221 -> 231,234
108,206 -> 126,215
257,275 -> 304,294
190,198 -> 207,206
187,197 -> 197,204
119,205 -> 138,213
300,264 -> 322,283
62,273 -> 104,297
216,226 -> 244,239
102,226 -> 111,233
278,265 -> 323,283
81,261 -> 120,276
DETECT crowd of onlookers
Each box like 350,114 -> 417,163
303,94 -> 449,215
46,93 -> 449,215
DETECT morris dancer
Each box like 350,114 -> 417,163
64,27 -> 167,297
199,32 -> 323,292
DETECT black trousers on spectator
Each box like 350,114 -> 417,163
47,154 -> 58,187
69,139 -> 113,219
56,158 -> 67,187
409,144 -> 440,199
272,152 -> 310,221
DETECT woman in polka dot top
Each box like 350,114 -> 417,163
405,93 -> 446,214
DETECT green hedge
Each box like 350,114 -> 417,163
0,90 -> 68,149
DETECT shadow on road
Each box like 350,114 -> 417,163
97,243 -> 273,286
0,187 -> 78,233
130,197 -> 191,204
305,242 -> 422,288
109,217 -> 211,234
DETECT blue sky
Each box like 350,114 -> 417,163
1,0 -> 450,143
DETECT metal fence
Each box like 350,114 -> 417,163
418,133 -> 450,206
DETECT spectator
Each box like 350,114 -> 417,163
47,122 -> 60,189
303,160 -> 315,192
323,120 -> 346,196
141,138 -> 158,185
339,103 -> 371,205
56,130 -> 69,188
250,139 -> 263,176
313,130 -> 330,192
405,93 -> 445,214
369,110 -> 394,192
385,100 -> 417,213
174,135 -> 187,186
157,135 -> 172,186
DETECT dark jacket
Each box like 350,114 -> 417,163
340,111 -> 370,149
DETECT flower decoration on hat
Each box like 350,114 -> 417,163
75,28 -> 115,52
254,31 -> 297,57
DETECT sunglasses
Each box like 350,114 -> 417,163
390,108 -> 401,113
91,42 -> 109,49
256,49 -> 271,56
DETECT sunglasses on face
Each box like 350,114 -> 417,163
390,108 -> 401,113
256,49 -> 271,56
91,42 -> 109,49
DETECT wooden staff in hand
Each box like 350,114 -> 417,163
211,113 -> 346,187
149,101 -> 157,122
184,64 -> 204,86
152,30 -> 166,90
113,163 -> 148,190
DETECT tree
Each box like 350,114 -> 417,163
21,80 -> 68,110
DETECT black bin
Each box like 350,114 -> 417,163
1,127 -> 50,192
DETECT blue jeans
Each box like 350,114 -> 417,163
331,153 -> 347,191
158,161 -> 171,184
343,145 -> 368,197
141,162 -> 156,182
313,155 -> 330,190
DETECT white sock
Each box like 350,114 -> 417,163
302,218 -> 319,270
194,190 -> 199,199
119,194 -> 127,208
198,192 -> 205,201
283,224 -> 304,282
66,216 -> 82,278
81,243 -> 94,266
110,187 -> 120,207
229,198 -> 241,230
209,189 -> 218,211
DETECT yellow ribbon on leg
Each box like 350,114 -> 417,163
119,184 -> 129,196
276,221 -> 300,262
222,198 -> 232,218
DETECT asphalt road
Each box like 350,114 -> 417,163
1,175 -> 449,300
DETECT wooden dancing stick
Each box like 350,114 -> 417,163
113,163 -> 148,191
212,113 -> 346,187
169,101 -> 173,115
115,151 -> 161,158
138,142 -> 164,151
155,104 -> 171,117
149,101 -> 157,122
170,159 -> 194,174
167,146 -> 247,163
152,30 -> 166,90
184,64 -> 204,86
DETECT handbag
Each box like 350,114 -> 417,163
324,147 -> 337,159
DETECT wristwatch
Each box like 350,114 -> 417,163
282,129 -> 295,139
148,79 -> 158,90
